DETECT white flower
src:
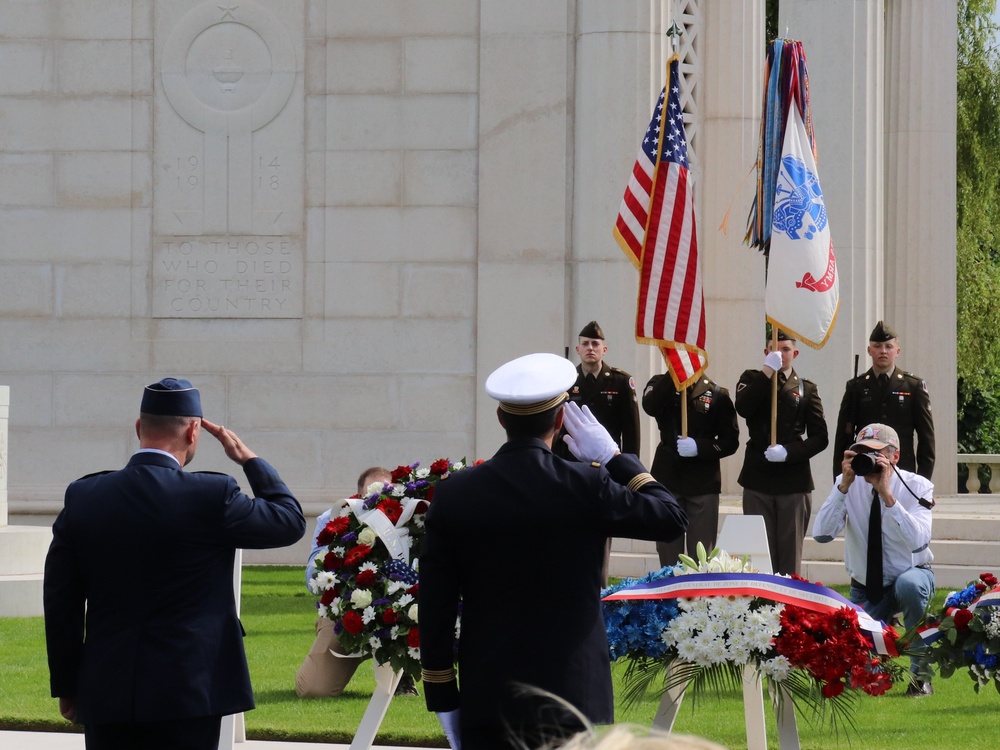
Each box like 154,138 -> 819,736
408,603 -> 419,623
760,655 -> 792,682
351,588 -> 373,609
317,604 -> 329,619
398,593 -> 414,608
330,597 -> 342,613
391,484 -> 406,497
359,561 -> 378,573
408,646 -> 420,660
387,581 -> 407,595
315,571 -> 336,588
985,617 -> 1000,639
451,461 -> 465,471
362,606 -> 376,624
365,481 -> 388,496
333,546 -> 346,556
369,636 -> 382,650
416,467 -> 430,479
358,527 -> 378,547
337,506 -> 351,518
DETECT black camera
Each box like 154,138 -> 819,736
850,451 -> 881,476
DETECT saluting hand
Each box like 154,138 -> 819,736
202,418 -> 257,465
562,402 -> 619,465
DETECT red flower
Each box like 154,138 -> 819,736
473,459 -> 485,466
342,611 -> 364,634
406,628 -> 420,648
821,680 -> 845,698
323,551 -> 343,571
430,458 -> 450,475
954,608 -> 974,630
320,587 -> 339,606
344,544 -> 372,566
356,569 -> 376,587
424,486 -> 435,502
391,465 -> 412,483
377,498 -> 403,524
407,584 -> 419,596
981,572 -> 998,587
316,516 -> 350,545
975,582 -> 987,592
382,609 -> 399,625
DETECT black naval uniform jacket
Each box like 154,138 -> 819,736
833,366 -> 935,479
44,452 -> 306,725
561,362 -> 641,456
419,438 -> 686,738
735,368 -> 828,494
642,374 -> 739,496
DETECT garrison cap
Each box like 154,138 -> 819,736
140,377 -> 203,417
765,323 -> 795,343
851,423 -> 900,452
869,320 -> 899,342
486,353 -> 577,415
578,320 -> 605,340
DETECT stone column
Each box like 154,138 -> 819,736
0,385 -> 54,616
476,1 -> 576,455
699,0 -> 765,493
779,0 -> 888,489
884,1 -> 957,493
572,1 -> 765,469
572,0 -> 668,466
0,386 -> 7,526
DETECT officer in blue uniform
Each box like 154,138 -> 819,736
419,353 -> 686,750
44,377 -> 305,750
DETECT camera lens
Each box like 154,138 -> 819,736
850,452 -> 879,476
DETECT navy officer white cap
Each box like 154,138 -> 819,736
485,352 -> 577,415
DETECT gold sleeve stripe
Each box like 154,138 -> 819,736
421,667 -> 456,683
627,473 -> 656,492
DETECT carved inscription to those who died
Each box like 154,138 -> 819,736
153,237 -> 302,318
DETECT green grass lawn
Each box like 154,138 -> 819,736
2,566 -> 998,748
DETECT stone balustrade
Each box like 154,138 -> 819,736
958,454 -> 1000,494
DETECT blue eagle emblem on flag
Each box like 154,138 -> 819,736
772,155 -> 827,240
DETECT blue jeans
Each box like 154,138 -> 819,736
849,565 -> 935,676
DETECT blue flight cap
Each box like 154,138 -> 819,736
140,377 -> 203,417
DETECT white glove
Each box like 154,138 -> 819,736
676,437 -> 698,457
763,351 -> 783,372
436,709 -> 461,749
764,444 -> 788,462
562,402 -> 619,465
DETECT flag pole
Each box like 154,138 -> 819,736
681,385 -> 688,438
770,326 -> 778,445
668,15 -> 689,441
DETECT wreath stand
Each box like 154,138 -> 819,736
348,663 -> 405,750
220,549 -> 247,748
651,515 -> 800,749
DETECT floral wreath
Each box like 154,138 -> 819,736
308,458 -> 472,679
604,545 -> 909,730
926,572 -> 1000,694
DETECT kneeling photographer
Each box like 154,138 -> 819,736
812,423 -> 936,697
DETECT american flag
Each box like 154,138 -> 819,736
613,56 -> 707,390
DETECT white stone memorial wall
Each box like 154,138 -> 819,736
0,0 -> 957,550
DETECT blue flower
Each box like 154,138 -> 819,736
603,566 -> 678,661
974,643 -> 999,669
945,584 -> 979,609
